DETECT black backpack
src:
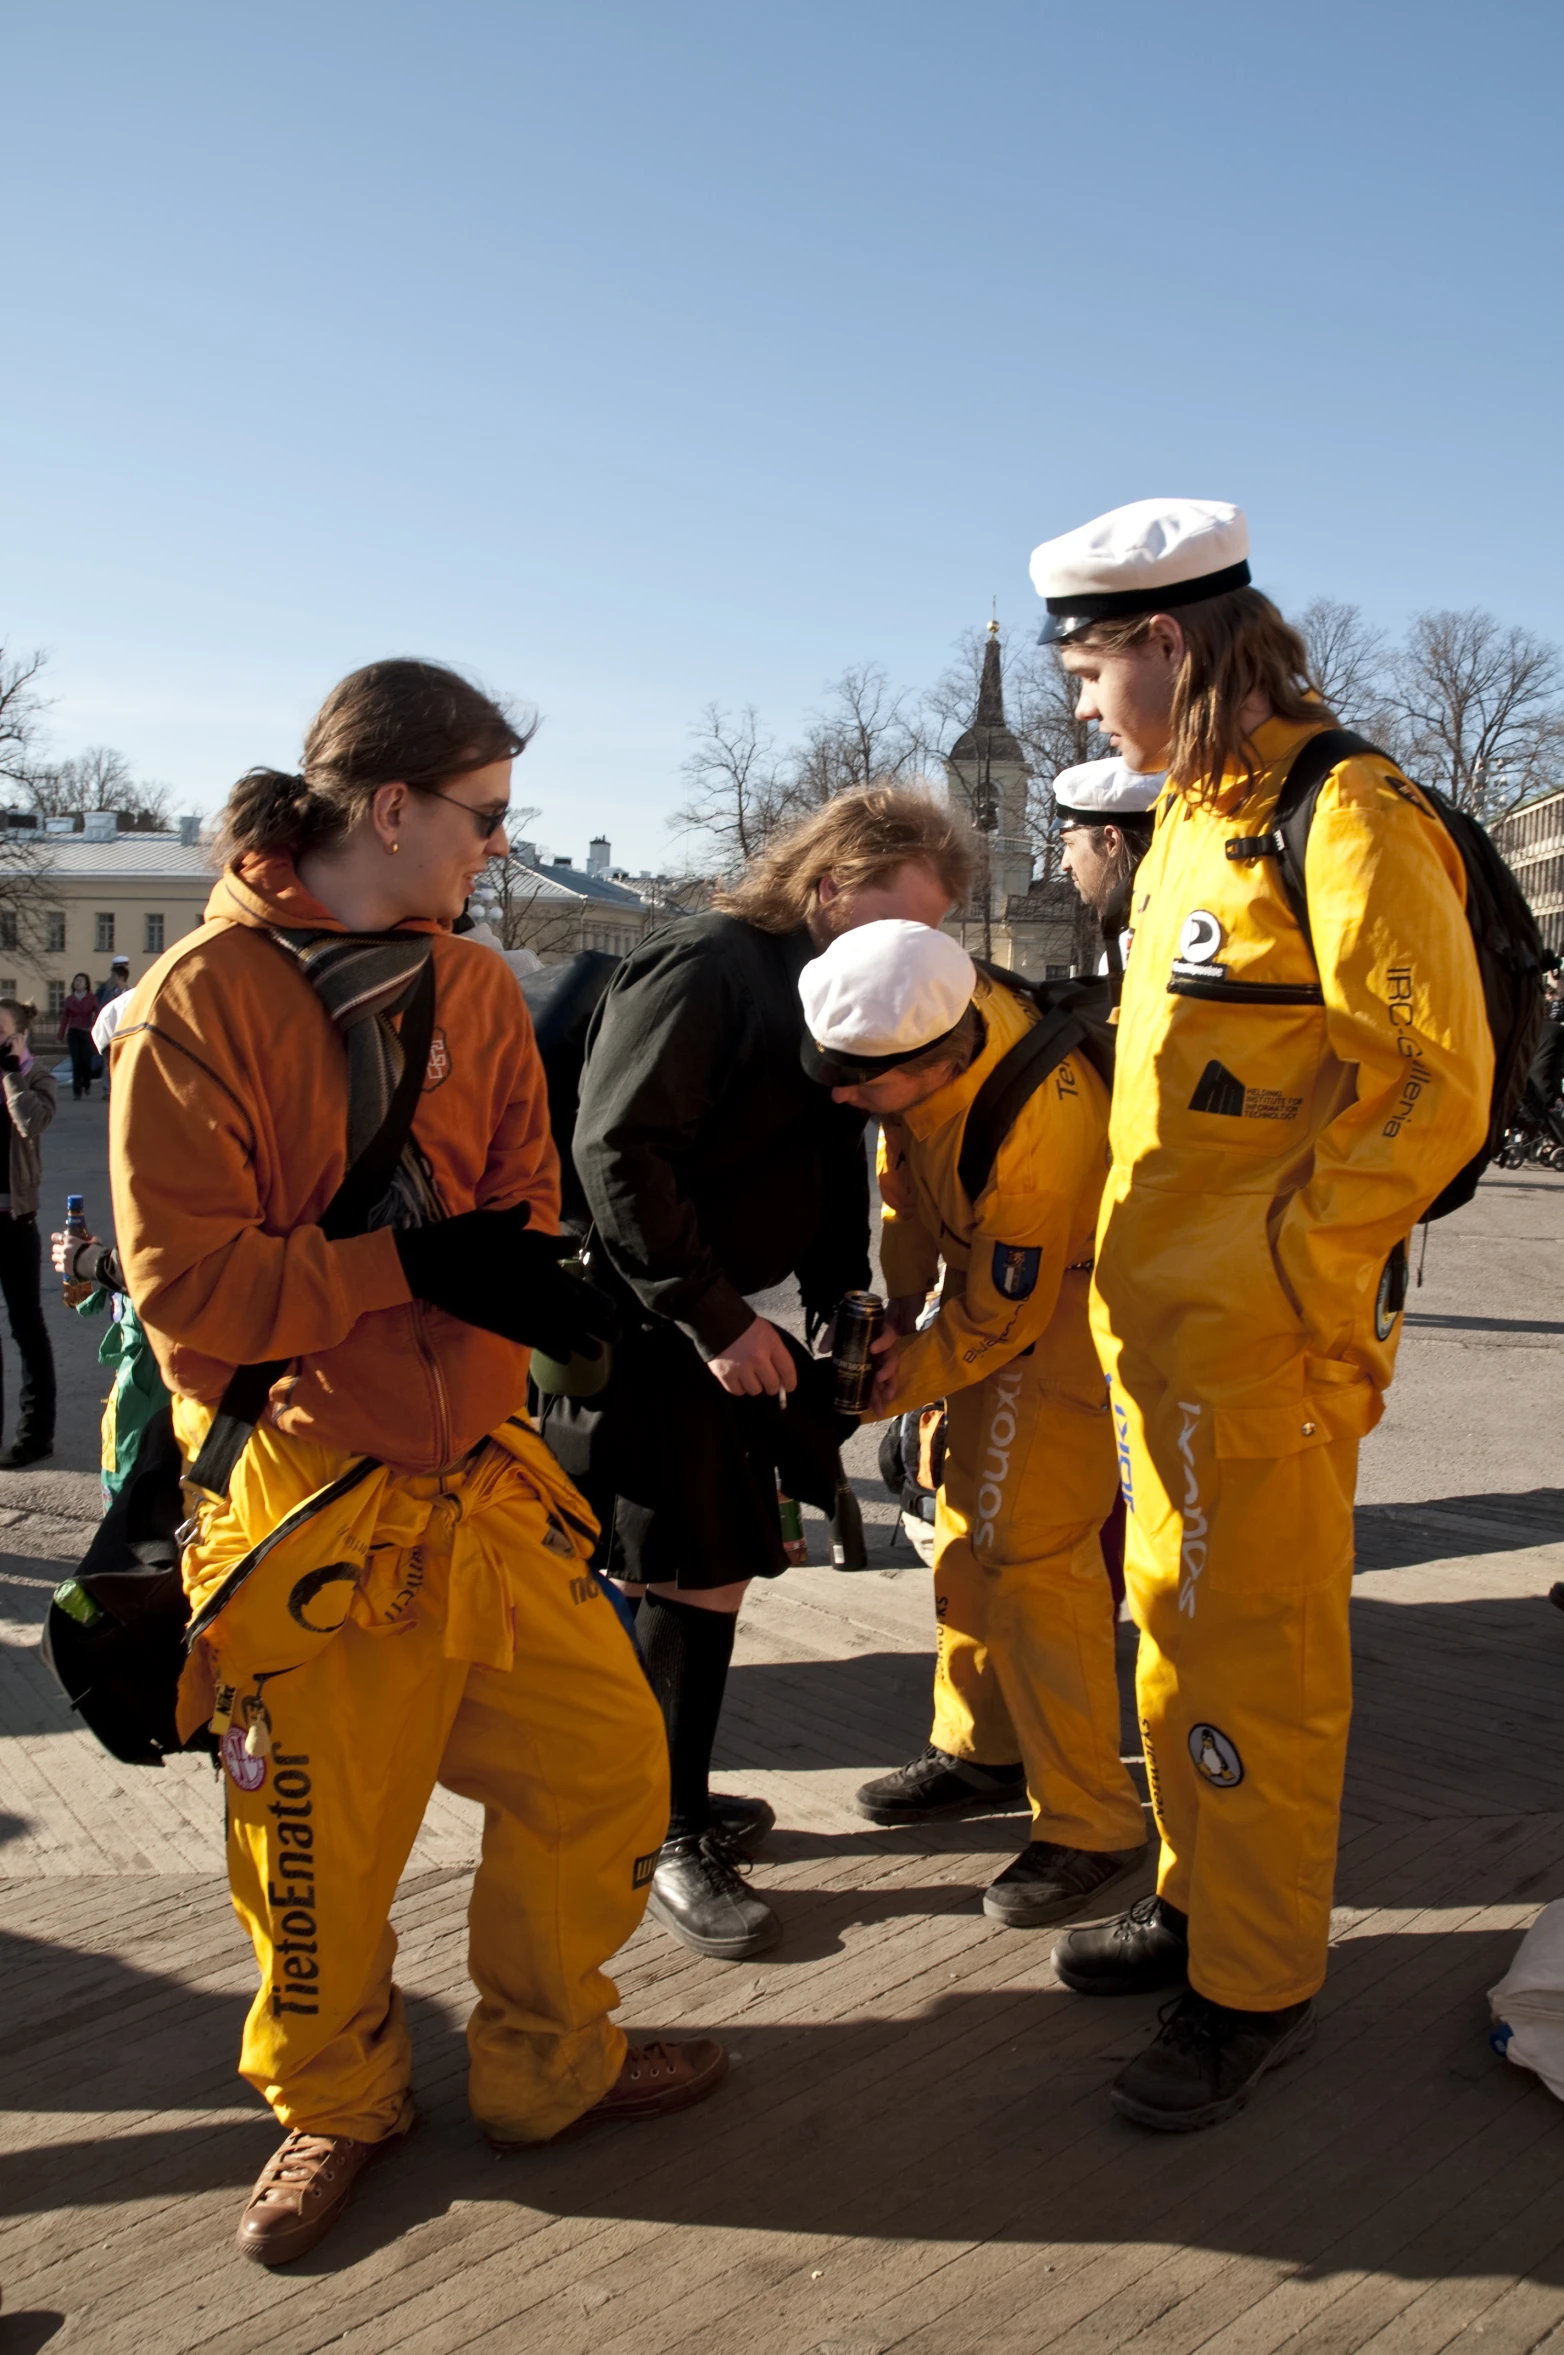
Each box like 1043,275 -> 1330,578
956,964 -> 1118,1202
517,950 -> 621,1226
1226,728 -> 1547,1221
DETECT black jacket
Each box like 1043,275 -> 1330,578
573,913 -> 870,1355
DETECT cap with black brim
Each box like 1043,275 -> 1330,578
800,1014 -> 969,1089
1038,558 -> 1252,645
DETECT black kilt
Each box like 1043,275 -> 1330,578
539,1313 -> 851,1590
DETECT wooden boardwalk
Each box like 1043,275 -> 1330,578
5,1168 -> 1564,2353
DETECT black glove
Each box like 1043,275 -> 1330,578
0,1039 -> 22,1076
395,1203 -> 619,1362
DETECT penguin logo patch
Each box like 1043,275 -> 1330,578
1178,910 -> 1224,965
1189,1723 -> 1244,1787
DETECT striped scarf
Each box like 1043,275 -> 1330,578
268,928 -> 433,1166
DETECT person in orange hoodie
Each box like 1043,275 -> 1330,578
110,659 -> 724,2268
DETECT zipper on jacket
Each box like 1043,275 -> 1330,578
411,1301 -> 453,1468
1166,976 -> 1324,1005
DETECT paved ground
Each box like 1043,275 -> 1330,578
3,1133 -> 1564,2354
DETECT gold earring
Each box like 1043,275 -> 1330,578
388,839 -> 401,855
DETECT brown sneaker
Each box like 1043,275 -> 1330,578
234,2110 -> 414,2266
489,2037 -> 729,2149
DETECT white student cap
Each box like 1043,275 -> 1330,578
798,919 -> 976,1086
1052,756 -> 1168,826
1030,497 -> 1250,644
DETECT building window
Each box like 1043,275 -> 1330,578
0,979 -> 14,1000
47,980 -> 65,1017
145,912 -> 165,953
0,913 -> 15,951
95,912 -> 115,954
45,911 -> 65,952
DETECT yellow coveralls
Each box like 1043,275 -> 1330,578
175,1405 -> 669,2146
878,976 -> 1145,1854
1093,717 -> 1490,2008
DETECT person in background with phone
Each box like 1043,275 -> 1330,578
0,998 -> 58,1468
58,973 -> 100,1100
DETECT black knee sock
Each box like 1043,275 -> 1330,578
641,1594 -> 738,1842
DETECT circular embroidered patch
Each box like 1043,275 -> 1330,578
221,1726 -> 267,1792
1177,909 -> 1224,965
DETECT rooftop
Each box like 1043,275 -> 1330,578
20,835 -> 215,881
512,860 -> 647,908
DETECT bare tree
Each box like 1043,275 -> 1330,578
671,703 -> 783,868
1387,609 -> 1564,821
783,664 -> 921,814
1297,598 -> 1397,739
21,745 -> 175,829
0,645 -> 51,789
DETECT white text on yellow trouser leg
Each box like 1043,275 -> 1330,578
933,1290 -> 1144,1851
189,1426 -> 668,2145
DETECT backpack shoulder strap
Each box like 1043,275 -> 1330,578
186,956 -> 436,1498
1223,727 -> 1383,962
957,1002 -> 1083,1205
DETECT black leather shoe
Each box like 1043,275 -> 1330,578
647,1831 -> 782,1960
0,1436 -> 53,1470
1052,1893 -> 1190,1994
707,1792 -> 776,1856
983,1840 -> 1147,1929
1111,1991 -> 1316,2131
855,1745 -> 1027,1826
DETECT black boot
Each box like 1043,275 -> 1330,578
647,1831 -> 782,1960
855,1745 -> 1027,1826
708,1793 -> 776,1856
1110,1991 -> 1316,2131
0,1433 -> 53,1469
1052,1893 -> 1190,1994
983,1840 -> 1147,1929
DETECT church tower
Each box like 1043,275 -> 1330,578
943,621 -> 1034,921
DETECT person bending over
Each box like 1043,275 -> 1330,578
800,920 -> 1146,1926
112,658 -> 723,2268
553,789 -> 973,1962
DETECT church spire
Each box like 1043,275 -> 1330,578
975,618 -> 1007,733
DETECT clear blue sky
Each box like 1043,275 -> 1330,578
5,0 -> 1561,869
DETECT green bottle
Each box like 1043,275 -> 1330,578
53,1578 -> 105,1628
529,1255 -> 613,1399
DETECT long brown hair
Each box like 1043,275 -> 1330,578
1080,588 -> 1332,797
217,658 -> 532,863
716,785 -> 975,934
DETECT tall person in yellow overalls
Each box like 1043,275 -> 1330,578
1031,501 -> 1491,2129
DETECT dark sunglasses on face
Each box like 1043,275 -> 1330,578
409,782 -> 510,843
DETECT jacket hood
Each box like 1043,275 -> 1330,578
206,854 -> 448,936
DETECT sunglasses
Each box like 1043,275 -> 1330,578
409,783 -> 510,843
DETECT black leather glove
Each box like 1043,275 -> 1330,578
395,1204 -> 619,1362
0,1038 -> 22,1076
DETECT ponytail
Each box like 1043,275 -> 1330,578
216,658 -> 533,864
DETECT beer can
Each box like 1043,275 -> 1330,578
832,1290 -> 886,1415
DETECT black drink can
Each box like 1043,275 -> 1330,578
833,1290 -> 886,1415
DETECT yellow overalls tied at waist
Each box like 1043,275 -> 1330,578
878,976 -> 1144,1855
1093,719 -> 1490,2008
175,1402 -> 669,2146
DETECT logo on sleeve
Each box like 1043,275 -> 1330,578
1189,1723 -> 1244,1786
992,1244 -> 1041,1299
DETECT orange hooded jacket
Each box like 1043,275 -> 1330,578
109,856 -> 559,1472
